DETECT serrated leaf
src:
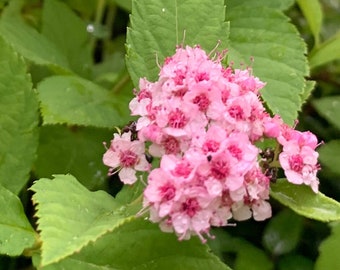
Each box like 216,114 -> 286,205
296,0 -> 323,46
315,222 -> 340,270
0,185 -> 36,256
318,140 -> 340,176
309,32 -> 340,69
262,209 -> 304,256
0,0 -> 70,73
30,174 -> 134,267
227,0 -> 309,124
35,125 -> 112,191
300,80 -> 316,105
270,179 -> 340,222
126,0 -> 229,86
42,0 -> 92,78
312,96 -> 340,130
0,36 -> 39,194
37,75 -> 132,128
36,219 -> 231,270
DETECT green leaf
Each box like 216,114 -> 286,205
312,95 -> 340,130
263,209 -> 304,256
227,0 -> 309,125
126,0 -> 229,86
35,219 -> 231,270
37,75 -> 132,128
61,0 -> 96,18
315,222 -> 340,270
318,140 -> 340,176
35,125 -> 113,191
270,179 -> 340,222
309,32 -> 340,69
42,0 -> 92,78
0,36 -> 39,194
227,0 -> 295,11
0,0 -> 70,73
30,174 -> 134,267
296,0 -> 323,46
0,185 -> 36,256
300,80 -> 316,105
113,0 -> 132,12
278,254 -> 314,270
208,229 -> 273,270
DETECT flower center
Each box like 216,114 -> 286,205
202,140 -> 220,154
210,159 -> 229,179
228,145 -> 242,160
173,160 -> 192,178
195,72 -> 209,82
137,89 -> 152,101
119,150 -> 138,167
182,198 -> 200,217
168,108 -> 187,128
289,154 -> 304,172
162,136 -> 180,154
193,93 -> 210,111
159,183 -> 176,201
229,105 -> 244,120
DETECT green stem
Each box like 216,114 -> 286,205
90,0 -> 107,54
269,142 -> 283,168
95,0 -> 106,26
103,4 -> 117,59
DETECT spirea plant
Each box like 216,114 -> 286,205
104,45 -> 321,242
1,0 -> 340,269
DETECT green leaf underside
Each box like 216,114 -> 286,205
30,174 -> 134,266
270,179 -> 340,222
318,140 -> 340,176
0,36 -> 39,194
37,75 -> 132,128
0,0 -> 70,73
35,125 -> 113,191
0,185 -> 35,256
312,96 -> 340,130
36,219 -> 231,270
126,0 -> 229,86
262,209 -> 303,256
42,0 -> 92,78
309,32 -> 340,69
315,222 -> 340,270
227,0 -> 309,125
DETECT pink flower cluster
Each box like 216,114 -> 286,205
103,45 -> 321,242
278,126 -> 320,193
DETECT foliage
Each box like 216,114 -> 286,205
0,0 -> 339,269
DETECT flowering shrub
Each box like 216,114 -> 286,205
103,45 -> 321,242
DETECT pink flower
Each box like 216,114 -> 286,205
279,137 -> 320,193
144,168 -> 181,218
263,114 -> 283,138
103,132 -> 150,184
